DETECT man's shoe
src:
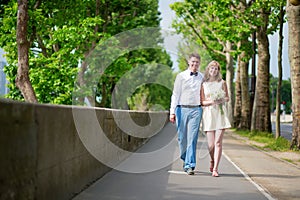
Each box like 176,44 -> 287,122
187,168 -> 194,175
183,162 -> 188,172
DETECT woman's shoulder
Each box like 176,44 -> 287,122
215,79 -> 225,85
221,79 -> 227,85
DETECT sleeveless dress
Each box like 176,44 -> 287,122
202,81 -> 231,131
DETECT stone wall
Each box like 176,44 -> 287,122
0,99 -> 168,200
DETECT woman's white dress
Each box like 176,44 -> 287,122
202,81 -> 231,131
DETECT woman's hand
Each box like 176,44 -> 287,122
214,98 -> 224,105
204,98 -> 227,106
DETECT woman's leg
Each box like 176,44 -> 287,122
206,131 -> 215,171
213,129 -> 225,175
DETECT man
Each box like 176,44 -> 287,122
170,53 -> 203,175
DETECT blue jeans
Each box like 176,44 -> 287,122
175,106 -> 202,170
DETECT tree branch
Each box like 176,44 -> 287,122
183,8 -> 226,56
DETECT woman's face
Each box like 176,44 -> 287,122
208,65 -> 219,77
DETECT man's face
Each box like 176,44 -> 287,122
188,57 -> 200,72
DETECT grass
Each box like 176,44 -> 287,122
233,129 -> 292,152
282,158 -> 294,164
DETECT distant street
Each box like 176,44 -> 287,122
271,122 -> 293,141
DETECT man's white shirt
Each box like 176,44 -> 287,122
170,69 -> 203,115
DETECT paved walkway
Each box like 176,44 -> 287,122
73,123 -> 300,200
223,130 -> 300,200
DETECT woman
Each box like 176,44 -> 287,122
200,60 -> 231,177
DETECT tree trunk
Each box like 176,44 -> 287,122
276,5 -> 285,139
16,0 -> 37,103
239,40 -> 251,130
287,1 -> 300,149
76,0 -> 100,106
250,31 -> 256,125
236,0 -> 251,130
251,8 -> 271,132
234,58 -> 242,128
225,41 -> 234,125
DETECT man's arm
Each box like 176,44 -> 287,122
169,74 -> 181,123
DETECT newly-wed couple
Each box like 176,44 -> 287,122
169,53 -> 231,177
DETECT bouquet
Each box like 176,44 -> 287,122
210,89 -> 226,115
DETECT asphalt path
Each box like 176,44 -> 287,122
73,123 -> 271,200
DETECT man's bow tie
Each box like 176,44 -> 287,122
190,71 -> 198,76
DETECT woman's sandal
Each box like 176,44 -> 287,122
212,170 -> 219,177
210,161 -> 214,172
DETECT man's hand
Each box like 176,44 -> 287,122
170,114 -> 176,124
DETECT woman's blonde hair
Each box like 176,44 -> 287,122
203,60 -> 223,82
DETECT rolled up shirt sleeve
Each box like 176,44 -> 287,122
170,75 -> 181,115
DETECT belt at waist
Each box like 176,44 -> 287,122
178,105 -> 201,108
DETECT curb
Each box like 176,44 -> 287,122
227,131 -> 300,170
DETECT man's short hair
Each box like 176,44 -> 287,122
189,53 -> 201,61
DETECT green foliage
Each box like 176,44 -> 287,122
266,0 -> 287,35
170,0 -> 255,62
0,0 -> 173,109
264,136 -> 291,151
176,41 -> 213,72
109,60 -> 174,110
170,0 -> 287,73
128,83 -> 172,111
1,0 -> 106,103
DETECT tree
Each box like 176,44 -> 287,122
250,4 -> 271,132
170,0 -> 250,125
250,0 -> 286,133
77,0 -> 173,108
170,0 -> 287,132
176,40 -> 213,72
15,0 -> 37,103
1,0 -> 172,108
235,1 -> 253,130
287,0 -> 300,149
124,63 -> 174,111
234,56 -> 242,127
275,4 -> 285,139
1,0 -> 103,104
270,76 -> 292,114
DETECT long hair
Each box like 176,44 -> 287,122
203,60 -> 223,82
